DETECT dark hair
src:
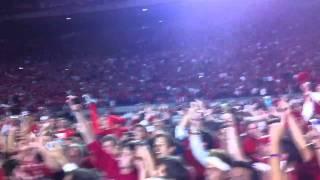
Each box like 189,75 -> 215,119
134,124 -> 147,132
200,131 -> 214,150
119,140 -> 136,152
232,161 -> 260,180
2,159 -> 20,176
254,100 -> 268,111
35,152 -> 44,163
101,135 -> 118,146
69,168 -> 101,180
281,137 -> 303,164
208,151 -> 260,180
157,156 -> 190,180
153,133 -> 175,148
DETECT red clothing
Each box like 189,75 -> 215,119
30,124 -> 39,134
182,135 -> 220,180
184,147 -> 204,180
315,103 -> 320,116
243,136 -> 257,156
88,103 -> 101,135
293,156 -> 320,180
88,103 -> 128,138
98,127 -> 128,138
87,141 -> 138,180
80,157 -> 95,169
55,128 -> 75,139
243,135 -> 269,162
19,161 -> 52,179
0,168 -> 4,180
182,138 -> 219,180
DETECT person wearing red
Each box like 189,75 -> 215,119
88,141 -> 138,180
67,96 -> 138,180
86,96 -> 128,138
242,122 -> 260,162
54,118 -> 75,139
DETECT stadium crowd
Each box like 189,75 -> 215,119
1,1 -> 320,109
2,1 -> 320,180
0,82 -> 320,180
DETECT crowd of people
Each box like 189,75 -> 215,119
0,81 -> 320,179
1,0 -> 320,109
2,1 -> 320,180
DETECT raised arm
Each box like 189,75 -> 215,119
306,128 -> 320,166
7,126 -> 17,153
269,121 -> 285,180
66,96 -> 120,178
268,100 -> 287,180
175,109 -> 192,140
189,133 -> 209,166
88,102 -> 101,135
223,113 -> 248,162
66,96 -> 95,144
287,112 -> 313,162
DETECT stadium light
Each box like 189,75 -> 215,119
142,8 -> 148,12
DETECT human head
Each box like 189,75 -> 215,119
65,144 -> 84,165
153,134 -> 176,158
117,142 -> 136,169
63,168 -> 100,180
133,124 -> 148,141
101,135 -> 118,155
155,156 -> 189,180
247,122 -> 260,138
152,118 -> 166,130
56,118 -> 69,129
230,161 -> 259,180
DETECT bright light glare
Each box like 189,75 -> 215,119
66,17 -> 72,20
142,8 -> 148,12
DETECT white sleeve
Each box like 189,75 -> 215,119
243,114 -> 268,122
302,100 -> 314,121
189,134 -> 209,166
175,125 -> 188,140
310,92 -> 320,102
1,124 -> 11,135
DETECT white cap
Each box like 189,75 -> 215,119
62,163 -> 78,173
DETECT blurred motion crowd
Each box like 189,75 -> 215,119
1,20 -> 320,109
2,1 -> 320,180
1,85 -> 320,180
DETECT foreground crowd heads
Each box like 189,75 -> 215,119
0,87 -> 320,179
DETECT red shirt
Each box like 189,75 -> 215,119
0,168 -> 4,180
184,147 -> 204,180
243,135 -> 269,162
87,141 -> 138,180
293,156 -> 320,180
